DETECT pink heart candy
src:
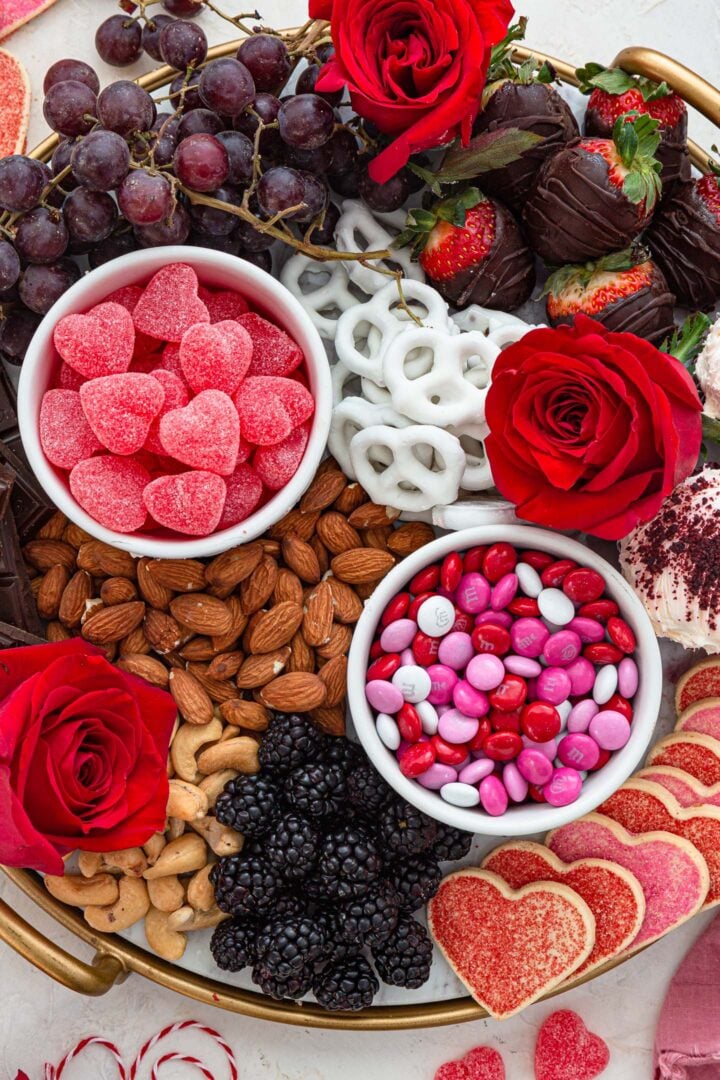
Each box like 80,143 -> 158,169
535,1010 -> 609,1080
239,312 -> 303,377
218,463 -> 264,529
132,263 -> 209,342
179,319 -> 252,395
145,370 -> 189,455
159,389 -> 240,476
54,301 -> 135,378
253,421 -> 310,490
234,379 -> 292,446
248,376 -> 315,427
69,455 -> 151,534
435,1047 -> 506,1080
144,470 -> 226,535
40,389 -> 102,470
198,286 -> 249,323
79,373 -> 165,456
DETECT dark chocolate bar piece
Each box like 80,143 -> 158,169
0,619 -> 46,648
0,430 -> 56,543
0,367 -> 17,435
0,464 -> 45,635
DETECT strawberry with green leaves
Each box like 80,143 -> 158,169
522,113 -> 663,265
543,246 -> 675,344
397,187 -> 534,311
578,63 -> 689,188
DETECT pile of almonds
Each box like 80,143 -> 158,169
23,460 -> 435,960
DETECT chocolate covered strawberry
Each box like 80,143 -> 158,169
523,114 -> 663,265
543,247 -> 675,344
470,22 -> 579,212
399,188 -> 534,310
646,168 -> 720,309
578,63 -> 690,189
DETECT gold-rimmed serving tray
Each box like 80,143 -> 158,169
1,38 -> 718,1030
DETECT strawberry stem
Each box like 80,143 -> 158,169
662,312 -> 712,372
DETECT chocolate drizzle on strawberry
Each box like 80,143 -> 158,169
647,177 -> 720,310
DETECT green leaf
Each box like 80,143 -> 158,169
662,311 -> 712,372
576,63 -> 635,96
702,413 -> 720,447
641,78 -> 671,102
536,61 -> 555,84
614,115 -> 639,168
437,127 -> 544,182
487,17 -> 528,79
436,186 -> 483,227
407,208 -> 437,231
708,146 -> 720,177
407,161 -> 443,197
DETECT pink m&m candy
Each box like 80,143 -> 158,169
589,710 -> 632,750
438,708 -> 479,745
438,631 -> 475,670
426,664 -> 458,706
479,774 -> 508,816
564,656 -> 596,696
366,680 -> 404,714
542,630 -> 581,666
380,619 -> 417,653
516,748 -> 554,786
557,733 -> 601,770
490,572 -> 518,611
536,667 -> 572,706
455,572 -> 491,614
503,655 -> 542,678
544,767 -> 583,807
466,652 -> 505,691
567,699 -> 599,733
458,758 -> 495,784
416,763 -> 458,789
503,761 -> 528,802
618,656 -> 639,698
510,617 -> 549,658
452,680 -> 490,718
568,616 -> 606,643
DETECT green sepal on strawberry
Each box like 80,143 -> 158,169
543,245 -> 675,344
522,113 -> 663,265
578,62 -> 690,188
397,187 -> 535,311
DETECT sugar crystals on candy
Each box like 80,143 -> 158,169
143,469 -> 226,535
69,454 -> 151,533
40,388 -> 101,469
79,372 -> 165,455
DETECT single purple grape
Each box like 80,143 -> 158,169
236,35 -> 291,93
118,169 -> 174,225
95,15 -> 143,67
159,19 -> 207,70
162,0 -> 203,15
43,80 -> 97,137
177,108 -> 224,140
235,92 -> 281,136
88,228 -> 138,268
71,129 -> 130,191
141,14 -> 176,62
199,58 -> 255,118
14,207 -> 69,264
169,70 -> 202,113
97,81 -> 155,138
358,169 -> 409,212
51,139 -> 80,190
188,184 -> 241,235
278,94 -> 335,150
327,128 -> 360,174
285,142 -> 333,176
256,166 -> 305,219
0,240 -> 21,293
215,131 -> 254,186
138,113 -> 179,167
235,216 -> 274,252
135,201 -> 191,246
63,188 -> 118,243
43,58 -> 100,95
188,229 -> 241,255
174,134 -> 229,192
294,171 -> 329,223
0,156 -> 47,212
18,259 -> 80,315
295,63 -> 343,106
305,200 -> 340,246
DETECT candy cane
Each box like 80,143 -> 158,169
43,1035 -> 126,1080
130,1020 -> 239,1080
150,1053 -> 215,1080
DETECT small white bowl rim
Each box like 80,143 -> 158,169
17,245 -> 332,559
347,524 -> 663,836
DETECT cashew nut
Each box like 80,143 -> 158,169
143,833 -> 167,865
84,876 -> 149,932
143,833 -> 207,880
167,779 -> 209,821
170,718 -> 223,783
219,724 -> 241,743
186,864 -> 216,912
196,736 -> 260,775
145,906 -> 187,962
78,847 -> 148,877
147,875 -> 186,913
45,873 -> 119,908
78,851 -> 103,878
167,905 -> 228,932
198,769 -> 238,808
166,816 -> 186,842
190,816 -> 244,857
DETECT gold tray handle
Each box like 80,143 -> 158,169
0,895 -> 126,996
612,47 -> 720,131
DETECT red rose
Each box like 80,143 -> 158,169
312,0 -> 514,182
485,316 -> 703,540
0,638 -> 177,874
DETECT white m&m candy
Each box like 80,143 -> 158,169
417,595 -> 456,637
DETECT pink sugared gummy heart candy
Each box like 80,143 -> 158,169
54,301 -> 135,378
199,286 -> 249,323
159,389 -> 239,476
144,469 -> 226,535
253,422 -> 310,490
70,455 -> 151,533
218,463 -> 263,529
238,375 -> 314,430
132,263 -> 209,342
179,320 -> 253,395
239,312 -> 303,377
105,285 -> 143,312
234,379 -> 292,446
80,372 -> 165,456
145,369 -> 189,454
40,389 -> 102,469
156,341 -> 186,382
57,362 -> 86,391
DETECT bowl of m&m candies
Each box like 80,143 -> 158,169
348,525 -> 662,835
18,246 -> 331,558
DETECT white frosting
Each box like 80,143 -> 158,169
696,315 -> 720,420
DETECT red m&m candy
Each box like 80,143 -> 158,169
381,592 -> 411,627
366,653 -> 401,681
398,742 -> 435,777
431,735 -> 468,765
397,702 -> 421,743
483,730 -> 523,762
463,546 -> 488,572
562,567 -> 605,603
471,622 -> 511,656
440,552 -> 463,592
607,616 -> 636,654
488,674 -> 527,712
483,542 -> 517,583
520,701 -> 561,742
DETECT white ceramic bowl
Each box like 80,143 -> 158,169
18,246 -> 332,558
348,525 -> 663,836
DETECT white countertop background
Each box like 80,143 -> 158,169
2,0 -> 720,1076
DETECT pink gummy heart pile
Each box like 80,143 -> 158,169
42,263 -> 314,537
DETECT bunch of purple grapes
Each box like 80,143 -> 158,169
0,1 -> 410,366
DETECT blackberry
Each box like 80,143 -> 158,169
252,961 -> 314,1000
316,908 -> 363,964
319,735 -> 363,774
259,712 -> 322,775
256,914 -> 326,980
287,762 -> 346,819
431,823 -> 474,863
378,798 -> 438,857
345,761 -> 392,817
313,955 -> 379,1011
214,774 -> 280,838
273,892 -> 307,919
211,854 -> 283,917
372,916 -> 433,989
264,812 -> 320,880
336,879 -> 400,948
316,825 -> 382,901
385,855 -> 442,912
210,918 -> 257,972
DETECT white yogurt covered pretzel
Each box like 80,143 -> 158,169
334,200 -> 425,294
328,396 -> 430,478
452,304 -> 543,347
447,422 -> 493,491
349,424 -> 465,512
280,253 -> 364,340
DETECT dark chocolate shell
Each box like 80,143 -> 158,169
547,262 -> 676,345
471,81 -> 580,213
431,197 -> 535,311
584,108 -> 691,193
646,180 -> 720,309
522,140 -> 647,265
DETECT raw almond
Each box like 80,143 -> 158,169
46,620 -> 71,642
100,577 -> 138,606
287,631 -> 314,674
347,501 -> 401,529
179,636 -> 217,662
387,521 -> 435,556
282,535 -> 321,584
219,699 -> 269,731
63,522 -> 93,548
137,558 -> 172,610
361,526 -> 393,551
242,611 -> 264,653
326,577 -> 364,624
211,594 -> 247,652
82,601 -> 146,645
205,542 -> 263,591
303,580 -> 334,646
169,668 -> 214,725
235,647 -> 291,689
333,482 -> 367,514
261,539 -> 281,558
330,548 -> 395,585
36,564 -> 70,620
273,568 -> 303,606
310,704 -> 346,737
144,609 -> 183,653
259,672 -> 327,711
170,593 -> 233,637
117,654 -> 170,689
269,508 -> 319,542
317,655 -> 348,708
248,601 -> 303,653
147,558 -> 207,593
23,539 -> 76,573
76,540 -> 106,575
207,651 -> 244,680
239,554 -> 278,614
299,470 -> 347,513
119,626 -> 152,656
95,544 -> 137,579
37,511 -> 68,540
310,535 -> 329,576
316,512 -> 361,554
316,622 -> 353,659
187,662 -> 240,703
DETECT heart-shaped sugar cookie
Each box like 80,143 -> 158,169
80,373 -> 164,456
179,320 -> 252,395
427,869 -> 595,1020
132,263 -> 209,342
54,301 -> 135,378
636,766 -> 720,810
675,657 -> 720,713
676,698 -> 720,739
0,49 -> 30,157
0,0 -> 58,41
143,470 -> 226,536
159,389 -> 239,476
535,1010 -> 609,1080
647,732 -> 720,787
435,1046 -> 506,1080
